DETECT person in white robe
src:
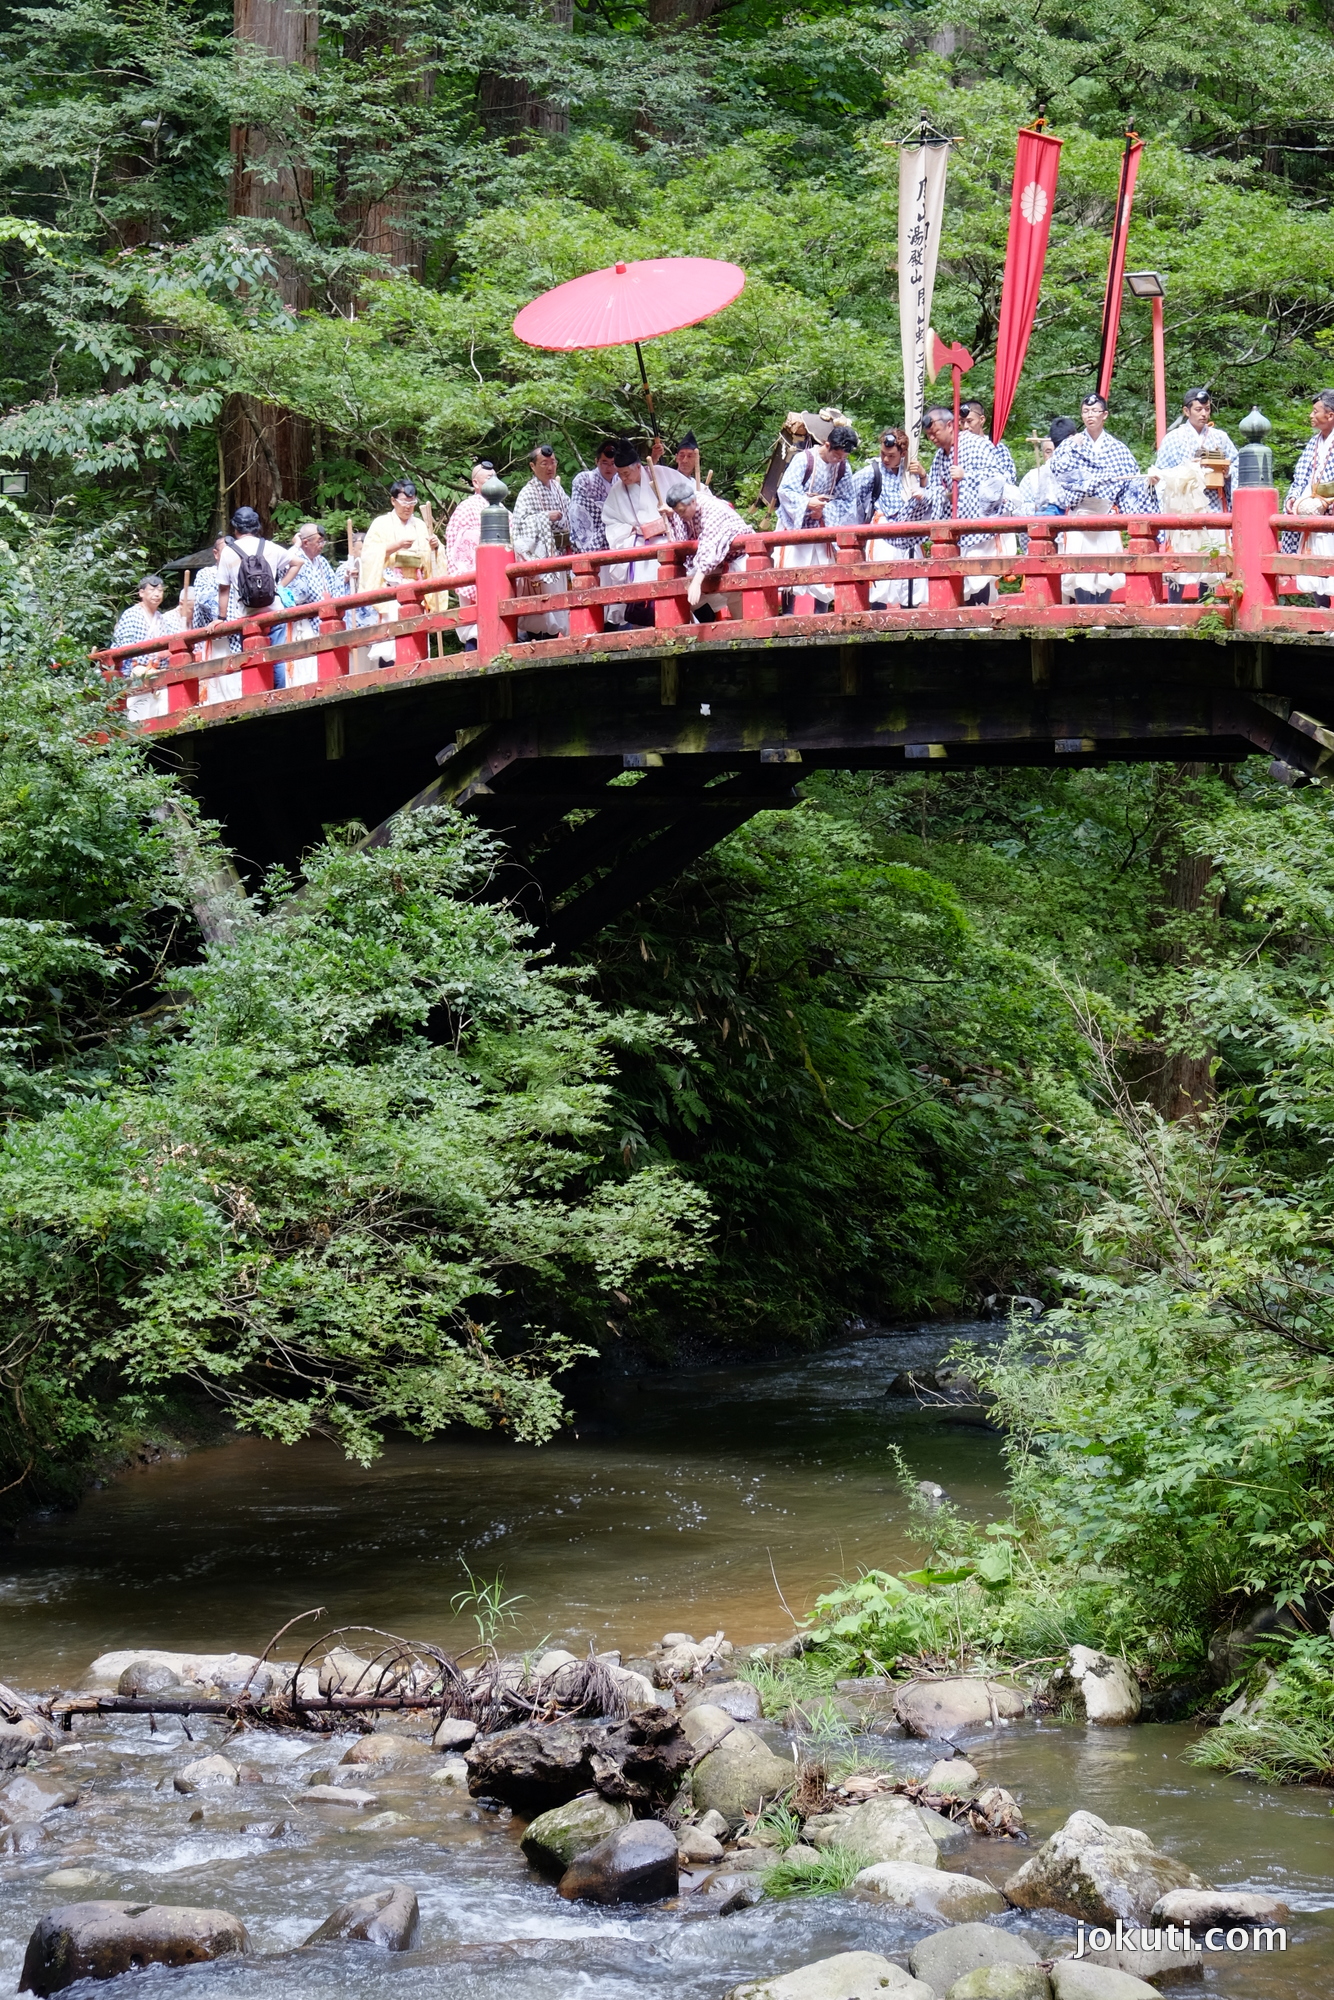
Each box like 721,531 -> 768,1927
775,419 -> 858,609
1284,389 -> 1334,604
650,430 -> 702,510
1154,460 -> 1229,599
359,478 -> 439,663
603,444 -> 673,628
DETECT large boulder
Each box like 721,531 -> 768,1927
1004,1811 -> 1205,1925
727,1951 -> 933,2000
909,1925 -> 1040,1998
808,1796 -> 938,1869
19,1902 -> 250,1995
854,1860 -> 1004,1922
467,1710 -> 691,1813
2,1774 -> 77,1821
172,1754 -> 239,1794
557,1817 -> 678,1904
117,1660 -> 184,1698
340,1735 -> 429,1769
303,1884 -> 419,1950
680,1704 -> 739,1759
1048,1968 -> 1159,2000
895,1679 -> 1027,1738
1152,1887 -> 1289,1926
685,1680 -> 763,1722
948,1972 -> 1051,2000
1057,1649 -> 1142,1727
87,1650 -> 264,1693
690,1725 -> 794,1825
521,1794 -> 632,1873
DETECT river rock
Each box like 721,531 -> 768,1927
1004,1810 -> 1205,1924
1063,1932 -> 1202,1980
680,1704 -> 738,1759
926,1757 -> 979,1795
909,1925 -> 1040,1997
685,1680 -> 762,1722
432,1716 -> 478,1752
467,1710 -> 691,1813
697,1808 -> 729,1840
677,1825 -> 725,1863
690,1725 -> 794,1824
915,1802 -> 969,1853
558,1817 -> 679,1903
303,1785 -> 381,1808
430,1755 -> 470,1788
4,1821 -> 52,1854
727,1951 -> 933,2000
318,1649 -> 378,1697
303,1884 -> 419,1950
116,1660 -> 182,1698
172,1754 -> 239,1794
1151,1886 -> 1289,1926
340,1734 -> 428,1768
86,1649 -> 263,1692
19,1902 -> 251,1994
1060,1649 -> 1142,1727
521,1793 -> 632,1872
1048,1969 -> 1159,2000
809,1796 -> 938,1868
855,1860 -> 1004,1921
947,1971 -> 1051,2000
2,1774 -> 77,1820
0,1724 -> 36,1773
895,1679 -> 1027,1738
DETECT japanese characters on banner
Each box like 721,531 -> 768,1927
991,127 -> 1063,445
896,137 -> 951,458
1096,134 -> 1144,400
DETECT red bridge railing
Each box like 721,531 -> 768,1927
91,487 -> 1327,734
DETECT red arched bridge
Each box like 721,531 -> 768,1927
98,484 -> 1334,951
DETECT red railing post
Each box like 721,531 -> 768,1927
1232,485 -> 1279,635
833,529 -> 870,615
394,586 -> 429,666
740,535 -> 780,622
475,542 -> 515,662
929,526 -> 964,610
569,557 -> 603,638
655,545 -> 689,628
238,618 -> 271,695
1122,516 -> 1160,608
318,604 -> 351,680
1022,520 -> 1060,610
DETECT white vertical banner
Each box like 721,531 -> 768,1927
897,139 -> 950,458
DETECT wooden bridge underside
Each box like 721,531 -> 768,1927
158,623 -> 1334,952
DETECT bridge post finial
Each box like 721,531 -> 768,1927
1235,407 -> 1274,489
1230,409 -> 1278,635
475,475 -> 514,663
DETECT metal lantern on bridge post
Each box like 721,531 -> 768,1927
1123,271 -> 1167,447
1235,407 -> 1274,488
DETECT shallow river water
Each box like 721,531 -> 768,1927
0,1326 -> 1329,1998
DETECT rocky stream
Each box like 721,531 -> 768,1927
0,1329 -> 1329,1999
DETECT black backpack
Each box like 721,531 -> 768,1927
224,536 -> 277,609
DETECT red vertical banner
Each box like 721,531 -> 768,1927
991,127 -> 1063,445
1096,133 -> 1143,400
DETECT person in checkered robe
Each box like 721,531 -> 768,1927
1283,390 -> 1334,600
775,422 -> 858,608
663,479 -> 750,620
570,443 -> 619,552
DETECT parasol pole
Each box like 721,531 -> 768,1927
633,341 -> 657,418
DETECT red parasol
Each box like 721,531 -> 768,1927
512,256 -> 745,414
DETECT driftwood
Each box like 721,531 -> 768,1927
32,1612 -> 655,1738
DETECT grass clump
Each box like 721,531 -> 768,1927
763,1845 -> 871,1898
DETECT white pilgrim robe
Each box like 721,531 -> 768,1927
602,475 -> 672,626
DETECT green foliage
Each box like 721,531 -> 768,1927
450,1568 -> 527,1652
807,1570 -> 950,1671
1189,1636 -> 1334,1785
